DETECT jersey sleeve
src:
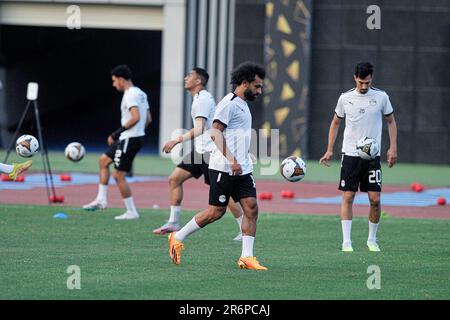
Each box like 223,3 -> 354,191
383,93 -> 394,116
195,95 -> 214,120
213,102 -> 234,128
125,90 -> 140,110
334,95 -> 345,119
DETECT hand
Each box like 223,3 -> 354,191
162,140 -> 179,154
230,162 -> 242,176
107,135 -> 115,146
387,148 -> 397,168
319,151 -> 333,167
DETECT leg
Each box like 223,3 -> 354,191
0,162 -> 13,174
237,197 -> 267,270
367,191 -> 381,251
341,191 -> 355,221
112,170 -> 132,199
113,169 -> 139,220
239,197 -> 258,237
228,198 -> 243,241
169,205 -> 227,265
191,205 -> 228,229
83,154 -> 112,210
341,191 -> 356,251
99,154 -> 112,185
168,167 -> 193,206
153,168 -> 193,234
228,198 -> 243,219
368,191 -> 381,223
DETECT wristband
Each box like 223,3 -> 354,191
111,126 -> 127,140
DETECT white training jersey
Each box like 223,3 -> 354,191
120,86 -> 150,140
335,87 -> 394,157
191,90 -> 216,154
209,93 -> 253,175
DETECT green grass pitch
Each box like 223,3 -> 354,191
0,204 -> 448,300
1,151 -> 449,299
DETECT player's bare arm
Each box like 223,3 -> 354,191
210,121 -> 242,175
386,113 -> 398,168
319,114 -> 342,167
162,117 -> 206,154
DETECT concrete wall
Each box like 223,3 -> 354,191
308,0 -> 450,164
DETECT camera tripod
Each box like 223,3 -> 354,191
3,88 -> 61,204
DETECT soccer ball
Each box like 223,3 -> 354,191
65,142 -> 85,162
356,137 -> 379,160
280,156 -> 306,182
16,134 -> 39,158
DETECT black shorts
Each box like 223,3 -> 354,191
105,137 -> 144,172
208,169 -> 257,207
177,150 -> 211,185
339,155 -> 382,192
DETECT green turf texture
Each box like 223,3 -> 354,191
1,151 -> 449,186
0,204 -> 448,300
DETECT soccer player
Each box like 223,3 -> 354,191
168,62 -> 268,270
83,65 -> 152,220
319,62 -> 398,252
153,67 -> 244,241
0,160 -> 32,180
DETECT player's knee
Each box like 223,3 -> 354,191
99,156 -> 110,168
168,174 -> 181,188
244,201 -> 258,218
343,193 -> 356,204
369,197 -> 380,208
112,170 -> 126,181
208,206 -> 227,222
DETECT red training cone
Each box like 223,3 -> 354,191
437,197 -> 446,206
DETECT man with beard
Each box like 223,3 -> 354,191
167,62 -> 268,270
153,67 -> 244,241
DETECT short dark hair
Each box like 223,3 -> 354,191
193,67 -> 209,86
111,64 -> 132,80
355,62 -> 374,79
230,62 -> 266,86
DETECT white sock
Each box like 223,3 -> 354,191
169,206 -> 181,224
235,215 -> 243,232
241,235 -> 255,258
96,184 -> 108,203
341,220 -> 352,246
0,163 -> 13,174
175,217 -> 201,242
123,197 -> 138,215
368,221 -> 379,243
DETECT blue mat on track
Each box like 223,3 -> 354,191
0,173 -> 166,190
294,188 -> 450,207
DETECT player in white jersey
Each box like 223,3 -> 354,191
168,62 -> 268,270
153,68 -> 244,240
83,65 -> 152,220
320,62 -> 398,252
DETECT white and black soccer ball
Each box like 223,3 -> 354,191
65,142 -> 86,162
280,156 -> 307,182
15,134 -> 39,158
356,137 -> 379,160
